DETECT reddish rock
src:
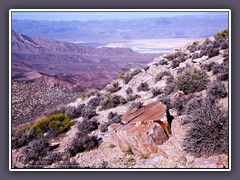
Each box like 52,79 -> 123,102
109,101 -> 171,156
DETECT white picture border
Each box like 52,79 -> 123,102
9,9 -> 231,171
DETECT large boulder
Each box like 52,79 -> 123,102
108,101 -> 171,156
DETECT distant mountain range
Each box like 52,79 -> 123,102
12,15 -> 228,43
12,31 -> 158,91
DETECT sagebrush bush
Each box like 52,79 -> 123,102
171,56 -> 186,68
172,96 -> 193,116
212,60 -> 228,76
217,73 -> 228,81
207,80 -> 228,99
126,94 -> 140,102
87,96 -> 100,109
207,48 -> 219,58
201,62 -> 217,72
67,134 -> 100,157
129,102 -> 143,110
106,82 -> 121,93
77,119 -> 99,135
151,88 -> 163,97
100,112 -> 122,132
13,113 -> 73,149
214,29 -> 228,40
100,94 -> 127,110
154,71 -> 171,83
118,72 -> 125,79
174,68 -> 209,94
66,104 -> 85,119
187,42 -> 201,53
23,138 -> 49,163
99,122 -> 111,132
159,59 -> 168,65
164,51 -> 185,61
137,82 -> 149,92
163,83 -> 175,95
43,152 -> 63,165
144,66 -> 150,71
125,87 -> 133,95
123,69 -> 142,84
183,98 -> 228,157
81,106 -> 98,119
220,38 -> 228,49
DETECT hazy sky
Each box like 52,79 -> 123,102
12,11 -> 228,21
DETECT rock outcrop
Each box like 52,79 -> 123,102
109,101 -> 171,156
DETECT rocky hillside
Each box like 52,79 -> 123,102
11,81 -> 80,127
12,30 -> 229,169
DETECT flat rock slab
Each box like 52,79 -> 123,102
109,101 -> 169,156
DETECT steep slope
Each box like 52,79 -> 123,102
12,30 -> 229,169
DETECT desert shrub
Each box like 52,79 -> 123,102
217,73 -> 228,81
100,112 -> 122,132
87,96 -> 100,109
174,68 -> 209,94
137,82 -> 149,92
183,98 -> 228,157
163,83 -> 175,95
67,135 -> 100,157
125,87 -> 133,95
77,119 -> 99,135
183,96 -> 205,118
207,48 -> 219,58
212,61 -> 228,74
44,105 -> 67,117
123,69 -> 142,84
107,82 -> 121,93
109,113 -> 122,124
126,94 -> 140,102
164,51 -> 185,61
220,38 -> 228,49
66,104 -> 85,119
99,122 -> 111,132
214,29 -> 228,40
151,88 -> 163,97
144,66 -> 150,71
119,72 -> 125,79
166,75 -> 174,83
187,42 -> 201,52
23,138 -> 49,163
207,80 -> 228,99
171,56 -> 186,68
201,62 -> 217,72
172,96 -> 193,116
159,59 -> 168,65
12,128 -> 39,149
129,102 -> 143,110
158,95 -> 172,109
100,94 -> 126,110
13,113 -> 73,148
154,71 -> 171,83
43,152 -> 63,165
81,106 -> 98,119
